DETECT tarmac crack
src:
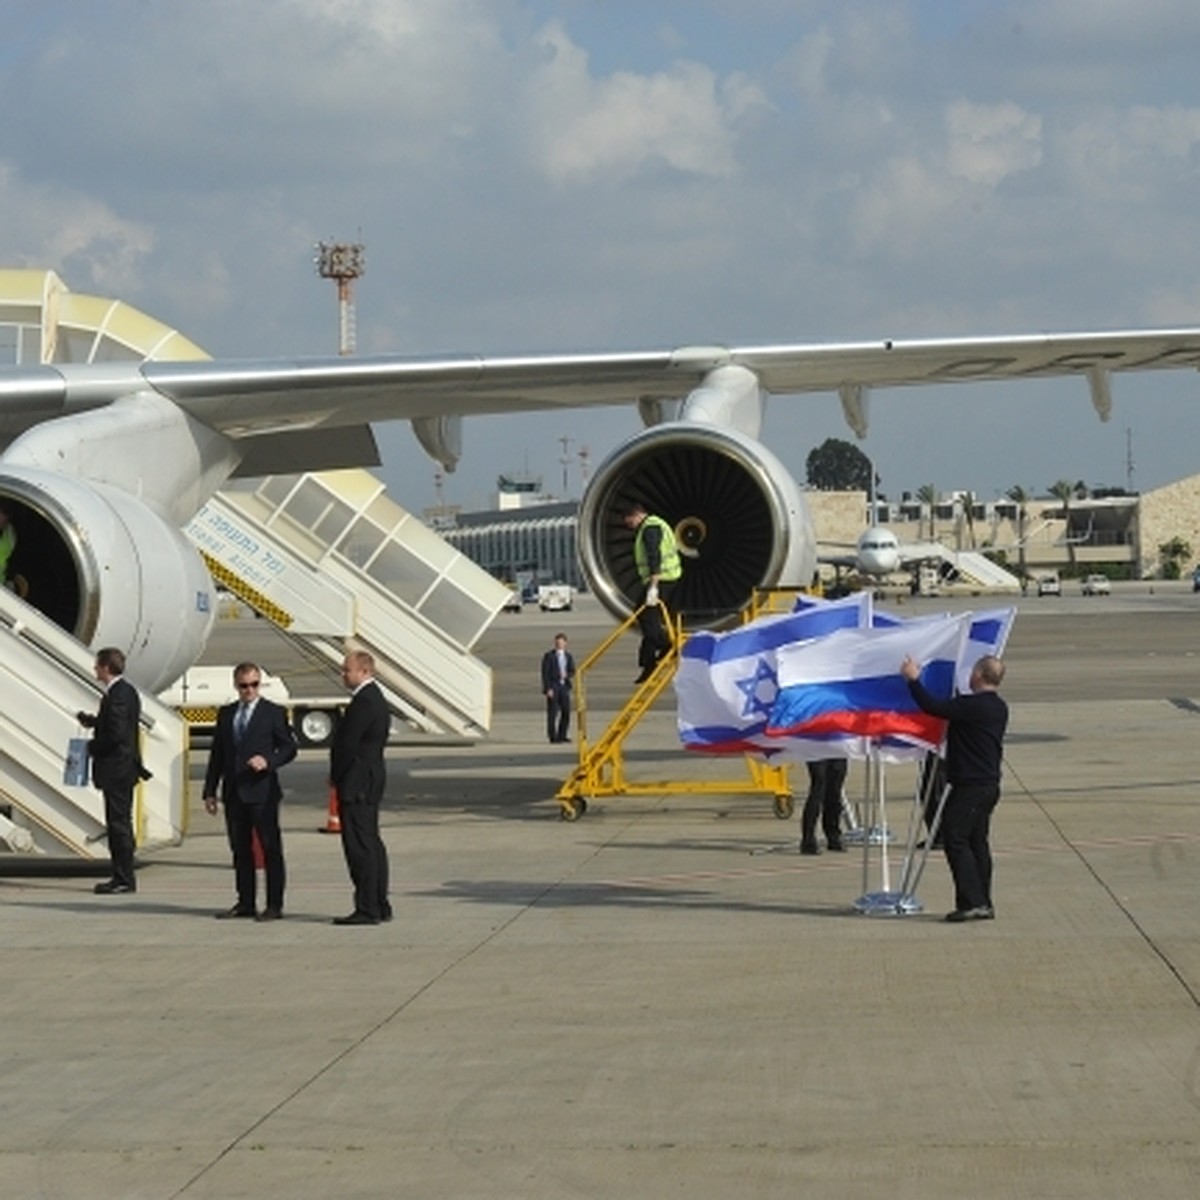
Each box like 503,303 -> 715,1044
1005,759 -> 1200,1015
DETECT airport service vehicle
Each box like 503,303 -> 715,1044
501,586 -> 523,613
1080,574 -> 1111,596
159,666 -> 345,748
538,583 -> 574,612
1036,573 -> 1062,597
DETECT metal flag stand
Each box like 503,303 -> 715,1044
853,744 -> 947,916
842,748 -> 893,850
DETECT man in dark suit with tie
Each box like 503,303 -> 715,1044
203,662 -> 297,921
78,646 -> 143,895
330,650 -> 391,926
540,632 -> 576,743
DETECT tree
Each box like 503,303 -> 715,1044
960,490 -> 978,550
1006,485 -> 1031,582
917,483 -> 938,542
805,438 -> 874,493
1158,536 -> 1192,580
1049,479 -> 1077,571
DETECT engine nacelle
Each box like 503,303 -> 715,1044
0,467 -> 215,692
577,422 -> 817,626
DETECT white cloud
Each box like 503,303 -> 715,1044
945,100 -> 1042,187
0,161 -> 154,294
523,20 -> 765,184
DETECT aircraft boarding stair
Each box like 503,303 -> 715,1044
0,587 -> 187,859
941,550 -> 1021,592
185,470 -> 511,739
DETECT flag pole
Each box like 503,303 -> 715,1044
854,742 -> 923,916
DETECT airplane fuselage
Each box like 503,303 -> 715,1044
855,525 -> 902,576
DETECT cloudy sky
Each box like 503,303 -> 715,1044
3,0 -> 1200,515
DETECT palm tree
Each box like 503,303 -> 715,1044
1049,479 -> 1077,572
917,483 -> 937,542
1006,485 -> 1030,582
961,490 -> 978,550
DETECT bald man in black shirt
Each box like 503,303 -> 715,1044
902,654 -> 1009,923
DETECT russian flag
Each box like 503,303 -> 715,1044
765,615 -> 969,751
675,593 -> 871,755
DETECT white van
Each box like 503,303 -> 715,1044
537,583 -> 574,612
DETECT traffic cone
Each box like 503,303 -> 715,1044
320,786 -> 341,834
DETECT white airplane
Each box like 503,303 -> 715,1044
3,273 -> 1200,690
819,525 -> 944,579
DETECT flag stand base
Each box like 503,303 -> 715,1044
854,890 -> 923,916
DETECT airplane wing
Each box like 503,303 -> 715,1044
817,551 -> 861,569
4,325 -> 1199,449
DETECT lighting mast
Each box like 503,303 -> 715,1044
314,240 -> 365,355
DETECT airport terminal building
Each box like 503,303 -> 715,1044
432,483 -> 1192,590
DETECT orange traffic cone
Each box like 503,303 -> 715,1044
320,786 -> 341,834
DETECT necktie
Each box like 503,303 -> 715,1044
234,703 -> 250,743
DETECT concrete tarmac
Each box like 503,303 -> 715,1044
3,584 -> 1199,1198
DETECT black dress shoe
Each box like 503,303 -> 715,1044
333,912 -> 380,926
380,905 -> 394,923
255,908 -> 284,922
826,839 -> 847,852
94,879 -> 135,894
634,667 -> 653,684
799,841 -> 820,856
215,905 -> 257,919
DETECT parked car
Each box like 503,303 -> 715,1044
1080,574 -> 1111,596
1036,573 -> 1061,597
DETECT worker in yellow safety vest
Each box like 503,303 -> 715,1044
618,500 -> 683,683
0,506 -> 15,587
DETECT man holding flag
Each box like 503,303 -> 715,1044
901,654 -> 1009,924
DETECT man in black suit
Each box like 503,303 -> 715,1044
203,662 -> 297,921
77,646 -> 143,895
540,632 -> 576,743
330,650 -> 391,926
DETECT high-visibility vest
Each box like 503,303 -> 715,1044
0,524 -> 14,581
634,515 -> 682,582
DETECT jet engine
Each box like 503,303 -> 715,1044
0,467 -> 215,693
577,422 -> 817,627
